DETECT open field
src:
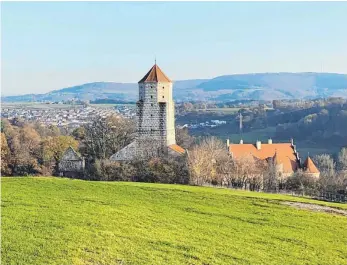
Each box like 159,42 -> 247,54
202,107 -> 242,114
227,127 -> 277,143
197,107 -> 273,114
2,177 -> 346,265
1,102 -> 80,110
90,103 -> 135,108
1,102 -> 135,110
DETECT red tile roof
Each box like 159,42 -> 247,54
138,64 -> 172,83
229,143 -> 299,174
168,144 -> 185,154
303,157 -> 320,174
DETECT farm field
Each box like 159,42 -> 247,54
198,107 -> 273,114
1,102 -> 135,110
1,177 -> 347,265
202,107 -> 242,114
90,103 -> 136,108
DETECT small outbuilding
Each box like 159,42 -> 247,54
58,146 -> 85,178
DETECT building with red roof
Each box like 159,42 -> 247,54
229,139 -> 320,178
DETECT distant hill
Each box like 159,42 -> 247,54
2,73 -> 347,103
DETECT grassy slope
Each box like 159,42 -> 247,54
2,177 -> 346,265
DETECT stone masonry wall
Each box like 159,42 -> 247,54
137,82 -> 170,155
111,77 -> 178,160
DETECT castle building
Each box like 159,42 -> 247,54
110,64 -> 185,161
228,139 -> 320,178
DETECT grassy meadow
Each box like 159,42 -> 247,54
1,177 -> 347,265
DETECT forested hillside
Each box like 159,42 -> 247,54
2,73 -> 347,102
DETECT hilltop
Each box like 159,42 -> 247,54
2,72 -> 347,103
2,177 -> 346,265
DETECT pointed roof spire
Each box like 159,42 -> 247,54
303,156 -> 320,173
138,64 -> 172,83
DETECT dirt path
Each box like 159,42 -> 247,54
282,201 -> 347,216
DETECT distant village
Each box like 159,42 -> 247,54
1,103 -> 136,130
1,102 -> 231,131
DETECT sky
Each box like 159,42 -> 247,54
1,2 -> 347,96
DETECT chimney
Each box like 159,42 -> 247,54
240,139 -> 243,144
226,139 -> 230,148
290,138 -> 294,146
256,140 -> 261,150
268,138 -> 272,144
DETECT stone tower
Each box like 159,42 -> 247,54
110,63 -> 184,161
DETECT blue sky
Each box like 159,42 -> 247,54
2,2 -> 347,95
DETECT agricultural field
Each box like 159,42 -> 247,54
1,102 -> 135,110
1,177 -> 346,265
90,103 -> 136,109
227,127 -> 277,143
1,102 -> 80,110
202,107 -> 242,114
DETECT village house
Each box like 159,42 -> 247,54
228,138 -> 320,178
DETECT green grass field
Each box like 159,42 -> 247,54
203,108 -> 242,114
227,127 -> 277,143
2,177 -> 346,265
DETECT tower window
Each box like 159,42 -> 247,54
151,114 -> 153,117
162,86 -> 165,89
162,96 -> 165,98
151,95 -> 153,99
151,103 -> 153,106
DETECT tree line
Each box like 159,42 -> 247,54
1,116 -> 346,198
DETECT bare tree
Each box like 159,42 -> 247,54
83,115 -> 135,160
263,160 -> 278,192
313,154 -> 336,177
313,154 -> 336,191
175,128 -> 195,149
187,137 -> 226,186
337,148 -> 347,171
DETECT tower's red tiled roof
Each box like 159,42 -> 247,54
168,144 -> 185,154
303,157 -> 320,174
138,64 -> 172,83
229,143 -> 299,174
